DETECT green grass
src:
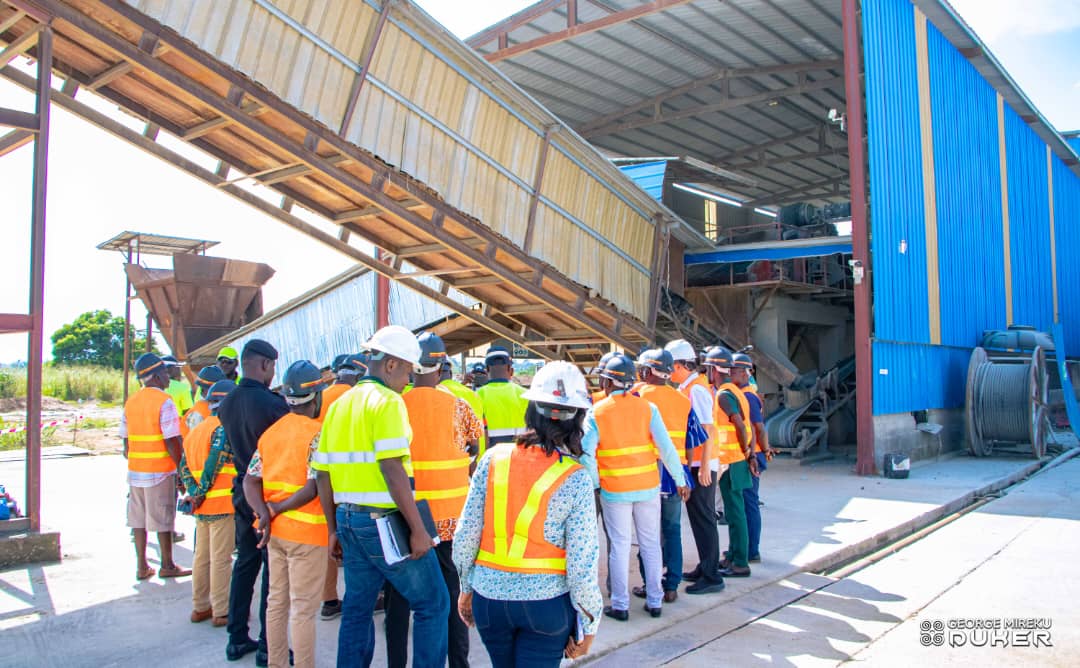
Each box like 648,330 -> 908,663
0,365 -> 138,403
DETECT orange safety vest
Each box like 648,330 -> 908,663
593,394 -> 661,494
476,445 -> 582,574
180,399 -> 211,439
638,384 -> 691,465
318,383 -> 352,422
715,382 -> 751,465
124,387 -> 177,474
402,387 -> 471,524
182,415 -> 237,516
257,413 -> 327,547
591,390 -> 606,404
680,374 -> 717,467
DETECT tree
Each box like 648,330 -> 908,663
50,310 -> 157,369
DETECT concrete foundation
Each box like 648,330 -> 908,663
872,408 -> 966,471
0,530 -> 61,569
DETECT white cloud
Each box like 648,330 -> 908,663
949,0 -> 1080,43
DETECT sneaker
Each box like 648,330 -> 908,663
321,599 -> 342,620
685,579 -> 726,595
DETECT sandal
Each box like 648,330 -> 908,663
158,566 -> 192,578
136,566 -> 155,580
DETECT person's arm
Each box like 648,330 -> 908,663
243,471 -> 273,549
455,399 -> 482,458
313,421 -> 340,562
578,408 -> 601,490
159,398 -> 184,467
178,453 -> 199,497
648,405 -> 688,490
563,470 -> 601,657
119,412 -> 128,459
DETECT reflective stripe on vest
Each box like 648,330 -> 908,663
182,415 -> 236,516
403,387 -> 471,522
715,383 -> 751,465
476,445 -> 581,574
593,394 -> 660,493
124,387 -> 176,474
477,382 -> 528,444
258,413 -> 327,547
637,384 -> 692,465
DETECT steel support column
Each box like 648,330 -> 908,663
842,0 -> 875,475
25,25 -> 51,532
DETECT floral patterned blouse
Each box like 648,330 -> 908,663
452,446 -> 603,635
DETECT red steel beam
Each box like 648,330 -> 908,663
483,0 -> 695,63
25,24 -> 50,532
465,0 -> 568,49
0,313 -> 32,333
842,0 -> 875,475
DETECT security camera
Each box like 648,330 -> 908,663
827,108 -> 847,133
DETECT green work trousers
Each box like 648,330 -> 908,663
719,460 -> 752,568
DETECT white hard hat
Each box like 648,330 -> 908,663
664,339 -> 697,362
363,325 -> 422,367
522,361 -> 592,410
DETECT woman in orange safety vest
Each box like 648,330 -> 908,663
453,361 -> 603,666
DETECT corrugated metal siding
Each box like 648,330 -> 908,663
863,0 -> 1077,415
123,0 -> 661,321
926,22 -> 1007,347
862,0 -> 930,345
1067,137 -> 1080,155
872,341 -> 970,415
618,161 -> 667,202
225,269 -> 473,386
1004,107 -> 1054,331
1053,153 -> 1080,353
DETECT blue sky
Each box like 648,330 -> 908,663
1,0 -> 1078,364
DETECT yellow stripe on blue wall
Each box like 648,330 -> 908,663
914,7 -> 941,345
997,94 -> 1013,326
1047,146 -> 1059,324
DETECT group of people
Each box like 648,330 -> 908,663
121,326 -> 771,667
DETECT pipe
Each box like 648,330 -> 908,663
842,0 -> 875,475
376,247 -> 390,329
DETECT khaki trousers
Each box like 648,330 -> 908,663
191,514 -> 235,617
267,535 -> 327,668
322,553 -> 339,602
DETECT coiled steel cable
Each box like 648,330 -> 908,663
971,361 -> 1031,442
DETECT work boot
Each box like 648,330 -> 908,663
719,566 -> 751,578
632,586 -> 647,599
190,609 -> 212,623
681,567 -> 702,582
663,590 -> 678,603
643,603 -> 662,618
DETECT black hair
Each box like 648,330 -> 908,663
517,403 -> 584,457
675,359 -> 698,373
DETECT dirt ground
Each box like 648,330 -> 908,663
1,398 -> 123,453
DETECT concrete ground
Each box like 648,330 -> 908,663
658,456 -> 1080,667
0,451 -> 1053,667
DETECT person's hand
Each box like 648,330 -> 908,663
328,533 -> 343,564
189,495 -> 205,510
748,455 -> 760,477
676,485 -> 691,502
255,512 -> 271,549
458,592 -> 474,627
564,634 -> 595,659
697,466 -> 712,487
409,529 -> 434,560
765,447 -> 776,461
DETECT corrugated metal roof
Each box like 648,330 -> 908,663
617,160 -> 667,201
685,237 -> 852,264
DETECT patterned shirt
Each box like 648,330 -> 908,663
119,390 -> 181,487
433,396 -> 482,542
452,448 -> 604,635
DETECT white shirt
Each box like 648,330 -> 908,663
678,372 -> 719,472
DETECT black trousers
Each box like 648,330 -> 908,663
384,540 -> 468,668
227,492 -> 270,648
686,467 -> 724,584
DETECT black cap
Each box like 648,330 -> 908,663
242,339 -> 278,361
134,353 -> 166,379
469,362 -> 487,375
485,346 -> 512,365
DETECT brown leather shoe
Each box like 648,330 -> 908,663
663,590 -> 678,603
190,609 -> 212,623
212,616 -> 228,627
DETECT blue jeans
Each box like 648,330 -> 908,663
637,493 -> 683,591
334,506 -> 449,668
743,453 -> 767,559
473,592 -> 574,668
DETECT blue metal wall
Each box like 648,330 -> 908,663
863,0 -> 1080,415
862,0 -> 929,346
